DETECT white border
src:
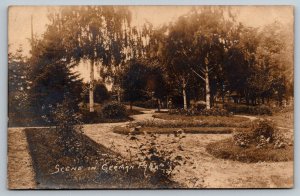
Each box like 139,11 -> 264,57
1,0 -> 298,195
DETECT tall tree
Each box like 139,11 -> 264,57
28,19 -> 83,123
55,6 -> 132,112
187,8 -> 234,109
163,16 -> 195,110
120,60 -> 148,110
8,47 -> 31,126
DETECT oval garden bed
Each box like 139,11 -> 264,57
206,138 -> 293,163
206,120 -> 293,163
112,126 -> 246,135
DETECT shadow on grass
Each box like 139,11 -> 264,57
206,138 -> 293,163
25,128 -> 178,189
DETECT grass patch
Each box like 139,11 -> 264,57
127,109 -> 144,116
80,109 -> 133,124
113,126 -> 248,135
25,128 -> 178,189
206,138 -> 293,163
147,114 -> 251,128
153,113 -> 248,122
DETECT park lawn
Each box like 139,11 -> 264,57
206,138 -> 293,163
270,110 -> 294,129
148,114 -> 252,128
113,126 -> 249,135
24,128 -> 177,189
153,113 -> 248,122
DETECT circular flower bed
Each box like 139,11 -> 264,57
206,119 -> 293,162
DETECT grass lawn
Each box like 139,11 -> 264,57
147,114 -> 252,128
25,128 -> 178,189
270,110 -> 294,129
206,138 -> 293,163
113,126 -> 249,135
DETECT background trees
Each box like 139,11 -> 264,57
9,6 -> 293,126
8,47 -> 31,126
56,6 -> 132,112
120,60 -> 148,110
27,17 -> 83,124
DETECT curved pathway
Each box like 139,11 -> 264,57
83,110 -> 293,188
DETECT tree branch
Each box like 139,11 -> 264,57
191,68 -> 205,82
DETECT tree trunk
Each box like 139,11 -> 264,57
205,64 -> 211,110
157,98 -> 161,112
89,59 -> 95,112
182,78 -> 187,110
117,86 -> 121,103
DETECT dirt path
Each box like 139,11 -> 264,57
7,109 -> 293,188
83,110 -> 293,188
7,128 -> 36,189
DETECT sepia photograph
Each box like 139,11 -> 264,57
7,5 -> 294,189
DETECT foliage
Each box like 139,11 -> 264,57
233,119 -> 276,148
133,100 -> 158,109
28,21 -> 83,123
224,103 -> 272,115
206,138 -> 293,163
113,126 -> 235,135
206,119 -> 293,162
8,48 -> 32,126
168,107 -> 230,116
45,98 -> 85,160
141,115 -> 251,128
129,132 -> 188,184
101,101 -> 127,119
82,81 -> 110,104
25,127 -> 175,188
120,60 -> 149,105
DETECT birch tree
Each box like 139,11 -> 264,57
58,6 -> 132,112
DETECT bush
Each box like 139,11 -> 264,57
133,100 -> 158,109
207,119 -> 293,162
129,132 -> 188,185
81,109 -> 100,124
233,119 -> 275,148
168,107 -> 230,116
82,81 -> 110,104
47,98 -> 85,160
224,103 -> 272,115
101,101 -> 127,119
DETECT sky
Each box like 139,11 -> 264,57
8,5 -> 294,82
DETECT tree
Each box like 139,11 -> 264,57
187,8 -> 234,109
82,81 -> 110,104
28,19 -> 83,123
163,16 -> 194,110
120,60 -> 148,110
8,47 -> 31,126
55,6 -> 132,112
145,60 -> 168,111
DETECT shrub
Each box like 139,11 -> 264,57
168,107 -> 230,116
129,132 -> 188,184
206,118 -> 293,163
101,101 -> 127,119
80,109 -> 100,124
133,100 -> 158,109
224,103 -> 272,115
232,119 -> 275,148
251,119 -> 274,141
46,98 -> 87,163
82,81 -> 110,104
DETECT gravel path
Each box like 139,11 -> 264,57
7,109 -> 293,188
83,110 -> 293,188
7,128 -> 36,189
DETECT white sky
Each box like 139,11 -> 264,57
8,5 -> 294,82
